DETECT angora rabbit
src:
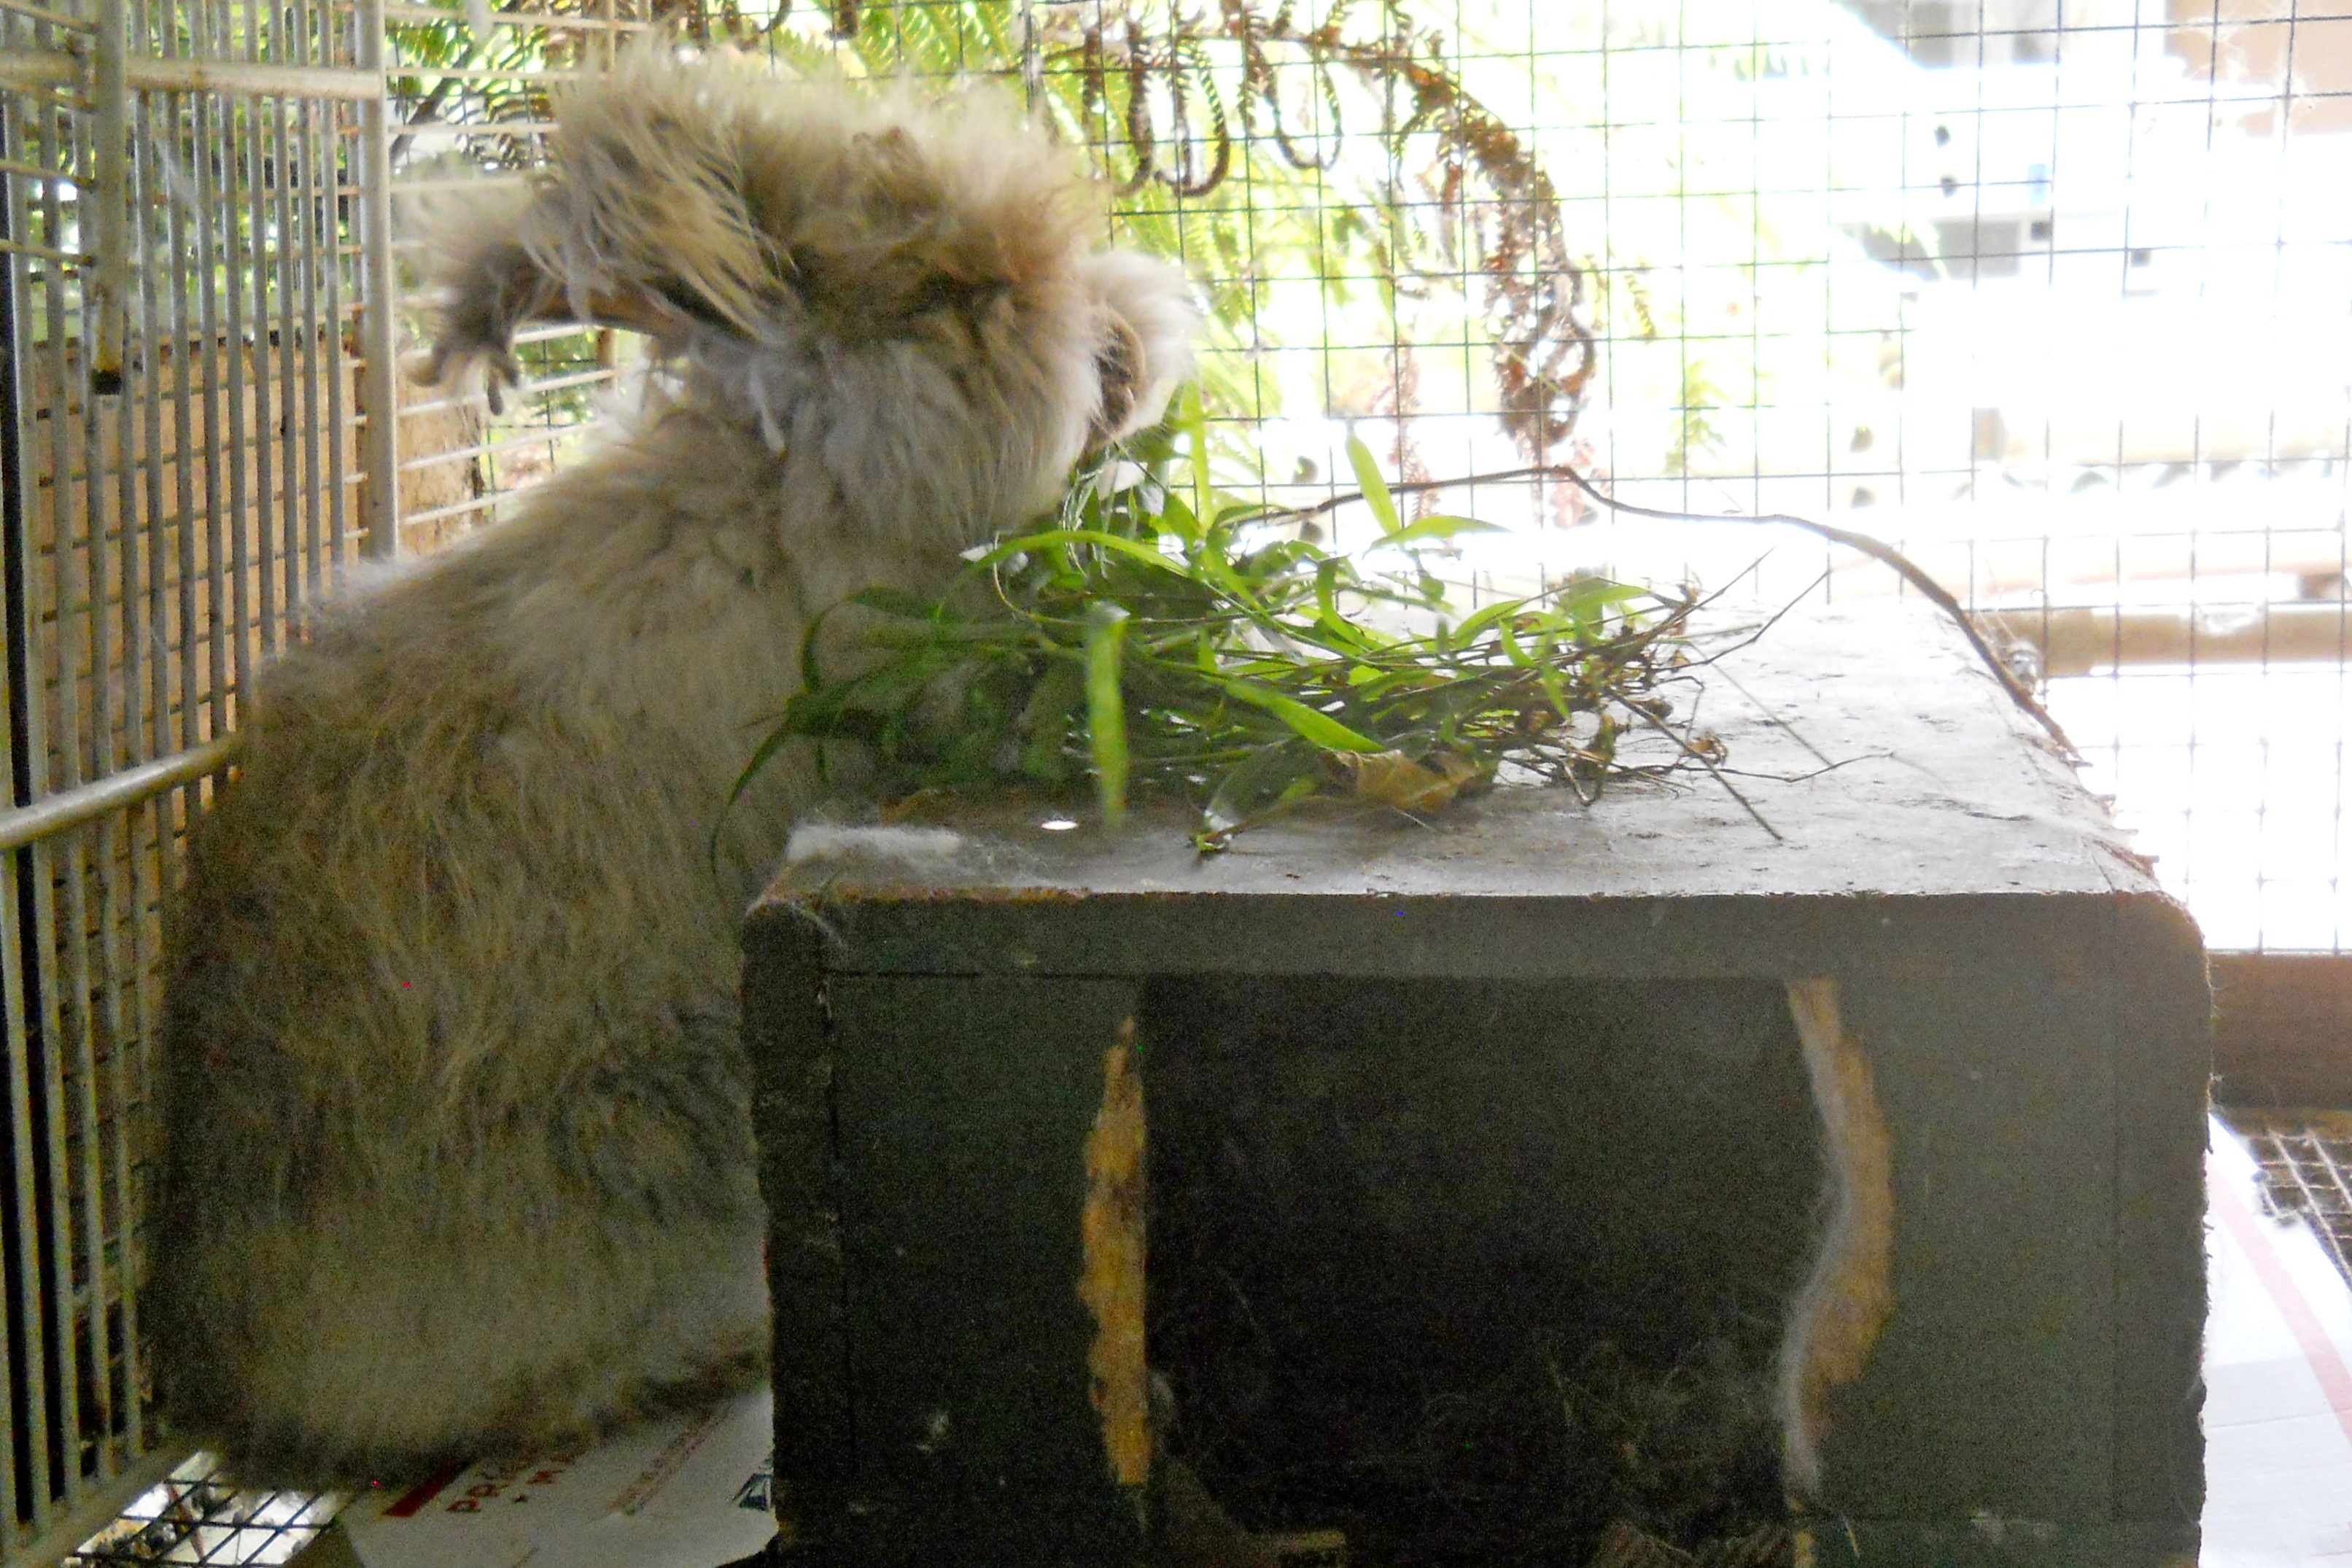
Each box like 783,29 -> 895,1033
151,50 -> 1198,1485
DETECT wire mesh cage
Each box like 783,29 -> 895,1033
0,0 -> 370,1546
0,0 -> 641,1553
2228,1107 -> 2352,1289
2,0 -> 2351,1559
731,0 -> 2352,954
60,1453 -> 336,1566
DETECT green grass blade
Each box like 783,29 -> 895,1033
1346,435 -> 1402,536
1206,675 -> 1384,752
1085,600 -> 1133,825
1183,382 -> 1214,527
1379,513 -> 1505,546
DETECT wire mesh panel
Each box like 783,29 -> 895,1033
61,1453 -> 335,1567
0,0 -> 643,1555
720,0 -> 2352,958
0,0 -> 2341,1556
0,0 -> 378,1548
2224,1106 -> 2352,1289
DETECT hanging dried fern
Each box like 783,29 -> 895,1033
649,0 -> 1599,461
1063,0 -> 1596,451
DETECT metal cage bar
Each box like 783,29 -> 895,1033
0,0 -> 640,1553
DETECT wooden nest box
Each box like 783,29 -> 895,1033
740,602 -> 2208,1568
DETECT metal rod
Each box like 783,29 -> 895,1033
380,168 -> 528,195
90,0 -> 127,387
0,853 -> 50,1545
254,0 -> 291,647
189,84 -> 222,752
0,735 -> 242,853
0,236 -> 89,265
392,117 -> 556,140
0,0 -> 93,31
58,90 -> 104,1463
355,0 -> 398,558
391,487 -> 509,529
271,93 -> 303,620
0,71 -> 35,1550
99,57 -> 152,1472
373,2 -> 655,28
320,99 -> 352,570
28,79 -> 88,1514
296,109 -> 325,601
391,62 -> 598,83
397,362 -> 616,416
0,48 -> 387,98
219,82 -> 254,699
396,419 -> 591,472
163,87 -> 200,760
112,6 -> 166,1476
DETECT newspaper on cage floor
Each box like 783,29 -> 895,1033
319,1384 -> 777,1568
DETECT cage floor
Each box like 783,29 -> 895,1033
2219,1109 -> 2352,1295
62,1453 -> 341,1567
2204,1116 -> 2352,1567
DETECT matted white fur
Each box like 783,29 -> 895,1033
783,823 -> 967,866
150,50 -> 1197,1486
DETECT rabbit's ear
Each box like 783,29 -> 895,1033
1091,316 -> 1147,444
414,191 -> 556,409
1082,249 -> 1201,444
414,182 -> 696,412
416,50 -> 789,406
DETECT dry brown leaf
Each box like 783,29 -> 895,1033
1330,749 -> 1491,815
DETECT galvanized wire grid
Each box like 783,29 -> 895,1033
0,0 -> 638,1556
2230,1108 -> 2352,1292
61,1453 -> 337,1567
753,0 -> 2352,949
1,0 -> 364,1550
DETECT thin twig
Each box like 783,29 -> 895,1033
1256,462 -> 2083,762
1716,754 -> 1885,784
1632,706 -> 1783,842
1676,564 -> 1833,669
1711,662 -> 1840,773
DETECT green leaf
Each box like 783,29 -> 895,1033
1495,618 -> 1536,668
844,585 -> 952,619
1206,676 -> 1384,753
712,719 -> 808,875
1313,558 -> 1343,626
1155,489 -> 1201,546
1084,600 -> 1132,825
1200,740 -> 1316,837
1019,659 -> 1086,783
1182,382 -> 1213,527
977,527 -> 1204,583
1379,513 -> 1506,546
1346,435 -> 1402,537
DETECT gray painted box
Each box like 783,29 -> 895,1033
740,602 -> 2209,1567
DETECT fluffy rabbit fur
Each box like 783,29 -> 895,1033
150,52 -> 1197,1485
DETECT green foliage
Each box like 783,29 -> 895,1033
1666,358 -> 1729,478
734,408 -> 1711,851
753,0 -> 1596,457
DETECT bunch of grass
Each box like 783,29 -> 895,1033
735,405 -> 1719,850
